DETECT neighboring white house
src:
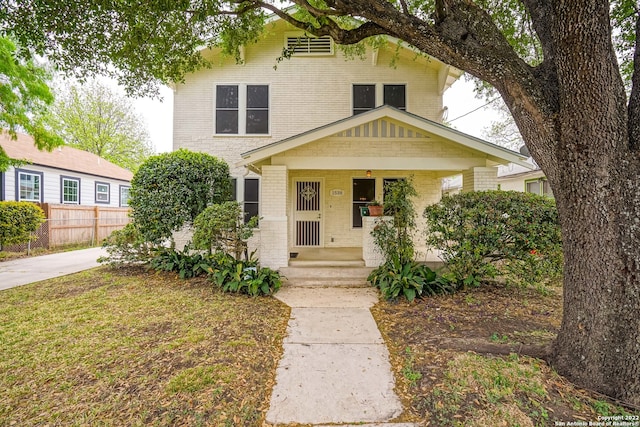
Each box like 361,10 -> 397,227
0,132 -> 133,207
442,157 -> 553,198
172,18 -> 531,269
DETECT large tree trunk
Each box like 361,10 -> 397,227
293,0 -> 640,405
542,0 -> 640,406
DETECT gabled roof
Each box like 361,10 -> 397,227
1,132 -> 133,181
238,106 -> 532,169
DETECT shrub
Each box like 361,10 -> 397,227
98,222 -> 155,267
192,201 -> 258,259
368,259 -> 455,301
0,201 -> 45,249
371,178 -> 418,265
150,246 -> 217,279
129,149 -> 232,244
209,253 -> 281,296
423,190 -> 562,287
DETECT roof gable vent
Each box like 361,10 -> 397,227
285,33 -> 333,55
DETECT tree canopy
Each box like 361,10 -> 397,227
2,0 -> 639,407
0,35 -> 62,171
49,80 -> 154,171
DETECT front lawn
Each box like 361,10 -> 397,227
0,267 -> 290,426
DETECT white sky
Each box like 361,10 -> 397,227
130,77 -> 501,154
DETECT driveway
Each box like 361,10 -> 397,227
0,247 -> 107,291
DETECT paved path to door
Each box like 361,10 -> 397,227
0,247 -> 107,291
267,286 -> 416,426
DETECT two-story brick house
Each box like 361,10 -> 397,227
173,18 -> 529,269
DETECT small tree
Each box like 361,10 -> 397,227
424,191 -> 562,287
129,149 -> 231,245
192,202 -> 258,259
0,201 -> 45,249
371,178 -> 418,265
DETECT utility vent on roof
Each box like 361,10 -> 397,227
286,34 -> 333,55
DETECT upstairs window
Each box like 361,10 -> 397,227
215,84 -> 269,135
384,84 -> 406,110
353,85 -> 376,115
353,84 -> 407,115
285,33 -> 333,55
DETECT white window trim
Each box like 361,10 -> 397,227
214,83 -> 271,136
61,176 -> 81,204
16,169 -> 43,202
95,182 -> 111,204
119,185 -> 131,207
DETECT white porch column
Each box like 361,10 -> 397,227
461,167 -> 498,192
259,165 -> 289,269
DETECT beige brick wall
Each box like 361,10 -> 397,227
462,167 -> 498,192
173,20 -> 445,178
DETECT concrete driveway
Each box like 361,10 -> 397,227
0,247 -> 107,291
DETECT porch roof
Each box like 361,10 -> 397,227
238,106 -> 532,172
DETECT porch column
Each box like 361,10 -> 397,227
259,165 -> 289,269
461,167 -> 498,192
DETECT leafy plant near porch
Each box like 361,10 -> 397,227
193,202 -> 281,296
368,178 -> 452,301
423,191 -> 562,289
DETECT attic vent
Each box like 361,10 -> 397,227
285,34 -> 333,55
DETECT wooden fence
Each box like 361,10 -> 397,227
4,203 -> 131,251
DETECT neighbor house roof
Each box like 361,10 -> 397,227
238,105 -> 533,170
0,132 -> 133,181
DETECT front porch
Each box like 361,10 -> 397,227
289,247 -> 363,267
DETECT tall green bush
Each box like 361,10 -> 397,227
192,201 -> 258,259
129,149 -> 231,244
0,201 -> 45,249
423,191 -> 562,287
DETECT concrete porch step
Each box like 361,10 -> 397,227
279,266 -> 374,287
288,259 -> 366,267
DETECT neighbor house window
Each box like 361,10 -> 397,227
95,182 -> 110,204
215,84 -> 269,135
16,169 -> 43,202
353,84 -> 407,115
61,176 -> 80,204
353,178 -> 375,228
525,178 -> 554,198
119,185 -> 130,207
243,178 -> 259,224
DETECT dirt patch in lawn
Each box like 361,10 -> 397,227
372,283 -> 636,426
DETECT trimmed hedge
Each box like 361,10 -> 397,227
0,201 -> 45,248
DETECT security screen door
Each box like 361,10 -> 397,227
294,179 -> 322,246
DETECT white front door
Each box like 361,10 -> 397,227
294,179 -> 322,247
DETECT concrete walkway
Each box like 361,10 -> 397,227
267,286 -> 416,426
0,247 -> 107,291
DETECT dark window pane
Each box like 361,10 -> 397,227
244,178 -> 259,202
216,110 -> 238,134
246,110 -> 269,134
230,178 -> 237,201
384,84 -> 406,109
353,84 -> 375,114
353,178 -> 375,202
353,202 -> 369,228
216,85 -> 238,108
244,202 -> 259,223
247,85 -> 268,108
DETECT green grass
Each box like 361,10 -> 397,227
0,267 -> 290,426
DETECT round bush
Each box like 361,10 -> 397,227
0,201 -> 45,248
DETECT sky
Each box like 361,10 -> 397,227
130,77 -> 502,154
